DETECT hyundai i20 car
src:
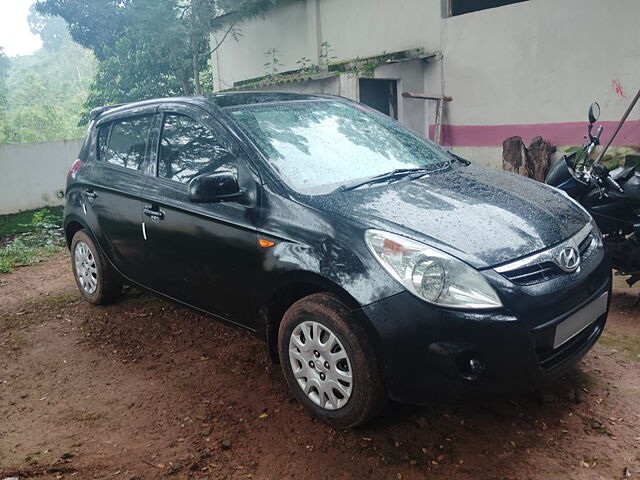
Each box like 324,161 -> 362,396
64,92 -> 611,428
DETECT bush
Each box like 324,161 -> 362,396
0,207 -> 65,273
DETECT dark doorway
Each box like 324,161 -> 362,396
359,79 -> 398,119
449,0 -> 527,16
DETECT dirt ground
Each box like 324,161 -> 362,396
0,253 -> 638,480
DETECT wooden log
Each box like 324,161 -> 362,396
502,136 -> 528,177
502,135 -> 555,181
528,136 -> 554,182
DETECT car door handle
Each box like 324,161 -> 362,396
143,205 -> 165,220
82,188 -> 97,199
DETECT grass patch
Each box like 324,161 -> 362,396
24,452 -> 40,464
0,208 -> 65,273
0,206 -> 63,237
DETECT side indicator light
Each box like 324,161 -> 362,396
259,238 -> 276,248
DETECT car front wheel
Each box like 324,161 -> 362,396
70,230 -> 121,305
278,293 -> 387,428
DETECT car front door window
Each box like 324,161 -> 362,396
158,113 -> 236,183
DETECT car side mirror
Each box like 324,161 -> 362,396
588,102 -> 600,124
188,170 -> 242,203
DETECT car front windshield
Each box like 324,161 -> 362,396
227,100 -> 451,195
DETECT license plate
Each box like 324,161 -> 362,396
553,292 -> 608,348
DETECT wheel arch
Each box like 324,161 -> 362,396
64,215 -> 91,249
263,271 -> 370,363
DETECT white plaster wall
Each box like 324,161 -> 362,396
442,0 -> 640,126
214,0 -> 640,126
213,0 -> 442,92
212,0 -> 311,91
450,146 -> 503,168
318,0 -> 441,61
0,139 -> 83,215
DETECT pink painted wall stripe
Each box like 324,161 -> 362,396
428,120 -> 640,147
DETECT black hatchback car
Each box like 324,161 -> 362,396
64,92 -> 611,428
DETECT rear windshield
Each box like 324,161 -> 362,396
227,101 -> 450,195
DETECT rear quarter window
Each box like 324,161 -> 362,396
97,124 -> 110,161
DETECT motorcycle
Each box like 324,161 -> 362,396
545,93 -> 640,285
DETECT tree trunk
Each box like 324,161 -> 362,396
528,136 -> 554,182
502,136 -> 528,177
181,72 -> 192,96
190,0 -> 200,96
502,136 -> 554,181
193,51 -> 201,95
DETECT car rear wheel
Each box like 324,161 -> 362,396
278,293 -> 387,428
70,230 -> 121,305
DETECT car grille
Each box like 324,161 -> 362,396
495,224 -> 597,286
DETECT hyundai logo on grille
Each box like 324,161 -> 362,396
557,247 -> 580,272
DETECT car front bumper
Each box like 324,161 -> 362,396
357,247 -> 612,405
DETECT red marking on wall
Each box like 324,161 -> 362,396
613,80 -> 627,98
429,120 -> 640,147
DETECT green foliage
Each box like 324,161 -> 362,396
28,4 -> 69,50
264,47 -> 282,76
295,56 -> 318,77
0,207 -> 65,273
319,41 -> 337,65
0,206 -> 62,237
35,0 -> 280,112
0,48 -> 9,80
0,0 -> 282,143
0,11 -> 96,144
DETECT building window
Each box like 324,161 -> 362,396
449,0 -> 528,16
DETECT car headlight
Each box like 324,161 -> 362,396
590,219 -> 603,247
364,230 -> 502,309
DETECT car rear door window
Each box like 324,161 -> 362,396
102,115 -> 153,170
158,113 -> 236,184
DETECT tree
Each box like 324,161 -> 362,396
0,48 -> 9,80
34,0 -> 279,110
0,16 -> 96,144
28,4 -> 71,50
0,48 -> 11,143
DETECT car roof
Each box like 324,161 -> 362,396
90,92 -> 337,120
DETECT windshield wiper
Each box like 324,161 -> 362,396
448,152 -> 471,165
337,165 -> 447,192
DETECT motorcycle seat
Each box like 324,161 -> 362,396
610,165 -> 636,182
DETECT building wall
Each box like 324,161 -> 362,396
212,0 -> 311,91
0,139 -> 82,215
212,0 -> 640,169
317,0 -> 441,63
212,0 -> 442,92
440,0 -> 640,153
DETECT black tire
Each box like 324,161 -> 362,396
70,230 -> 121,305
278,293 -> 387,428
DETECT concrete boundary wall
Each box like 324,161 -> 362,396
0,139 -> 83,215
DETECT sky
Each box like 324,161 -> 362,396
0,0 -> 42,57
